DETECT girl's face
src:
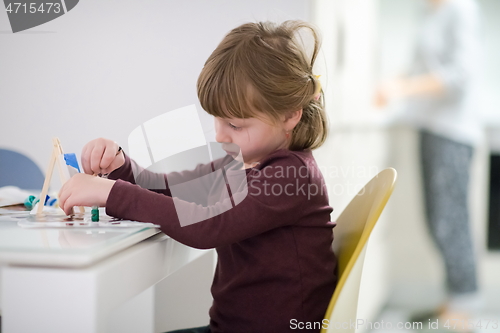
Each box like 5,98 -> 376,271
214,114 -> 289,168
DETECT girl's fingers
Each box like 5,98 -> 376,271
62,196 -> 77,215
81,143 -> 92,174
59,176 -> 82,215
81,138 -> 122,175
103,148 -> 124,174
82,142 -> 99,175
100,142 -> 119,173
58,174 -> 114,215
58,181 -> 72,214
89,143 -> 106,175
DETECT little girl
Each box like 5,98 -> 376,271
59,20 -> 337,333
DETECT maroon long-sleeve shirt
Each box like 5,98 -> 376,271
106,148 -> 337,332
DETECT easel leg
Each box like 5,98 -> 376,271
38,137 -> 85,216
37,149 -> 57,215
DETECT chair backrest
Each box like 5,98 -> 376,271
322,168 -> 397,333
0,149 -> 44,190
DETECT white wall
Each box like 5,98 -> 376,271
312,0 -> 379,126
0,0 -> 309,189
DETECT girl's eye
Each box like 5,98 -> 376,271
228,122 -> 241,131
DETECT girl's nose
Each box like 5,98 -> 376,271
215,126 -> 230,143
214,117 -> 231,143
215,129 -> 229,143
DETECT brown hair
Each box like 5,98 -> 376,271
197,20 -> 328,150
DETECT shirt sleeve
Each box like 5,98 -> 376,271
106,153 -> 328,249
108,152 -> 219,197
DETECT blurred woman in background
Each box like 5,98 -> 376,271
375,0 -> 483,325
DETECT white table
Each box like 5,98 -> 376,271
0,213 -> 214,333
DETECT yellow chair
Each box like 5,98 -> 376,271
322,168 -> 397,333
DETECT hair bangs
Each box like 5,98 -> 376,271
198,54 -> 263,120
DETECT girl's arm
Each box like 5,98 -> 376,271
105,153 -> 333,249
58,152 -> 222,215
108,151 -> 233,200
59,138 -> 230,213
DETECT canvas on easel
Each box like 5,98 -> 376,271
37,137 -> 85,215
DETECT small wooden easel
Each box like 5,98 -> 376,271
37,137 -> 84,215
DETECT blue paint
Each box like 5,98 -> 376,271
63,153 -> 81,172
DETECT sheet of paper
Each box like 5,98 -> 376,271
0,186 -> 36,207
16,213 -> 159,228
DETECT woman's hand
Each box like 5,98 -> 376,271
373,78 -> 404,108
58,174 -> 116,215
81,138 -> 125,175
374,74 -> 445,108
373,86 -> 390,108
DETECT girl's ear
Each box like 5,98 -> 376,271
284,109 -> 303,130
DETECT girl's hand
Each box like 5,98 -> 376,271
81,138 -> 125,175
58,174 -> 116,215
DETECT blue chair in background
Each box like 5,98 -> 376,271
0,149 -> 44,190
